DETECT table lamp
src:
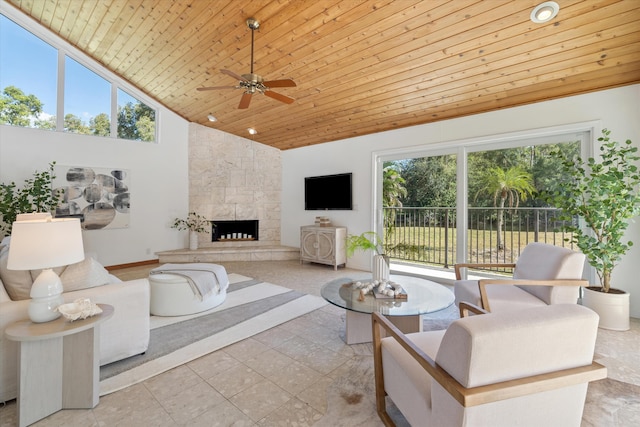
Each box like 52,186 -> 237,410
7,217 -> 85,322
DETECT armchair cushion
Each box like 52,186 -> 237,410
375,304 -> 606,427
455,279 -> 546,312
454,243 -> 585,311
513,243 -> 586,304
436,304 -> 598,388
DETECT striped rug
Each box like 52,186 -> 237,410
99,274 -> 327,396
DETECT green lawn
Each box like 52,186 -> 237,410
385,226 -> 576,268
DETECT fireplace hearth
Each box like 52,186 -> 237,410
212,220 -> 259,242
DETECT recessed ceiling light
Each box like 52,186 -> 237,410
247,128 -> 257,135
531,1 -> 559,23
207,114 -> 217,122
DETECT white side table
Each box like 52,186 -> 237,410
5,304 -> 114,427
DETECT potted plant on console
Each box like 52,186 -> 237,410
171,212 -> 211,250
544,129 -> 640,330
346,231 -> 390,281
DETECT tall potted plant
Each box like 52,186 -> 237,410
346,231 -> 390,281
544,129 -> 640,330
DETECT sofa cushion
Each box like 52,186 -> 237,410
0,245 -> 33,300
60,257 -> 111,292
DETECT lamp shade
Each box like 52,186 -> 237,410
7,218 -> 85,270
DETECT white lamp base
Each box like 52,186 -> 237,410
29,268 -> 65,323
28,294 -> 64,323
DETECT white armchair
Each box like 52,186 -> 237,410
372,304 -> 606,427
454,242 -> 586,312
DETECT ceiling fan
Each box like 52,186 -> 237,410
197,18 -> 296,109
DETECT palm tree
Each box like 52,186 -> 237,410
382,165 -> 407,250
475,166 -> 535,250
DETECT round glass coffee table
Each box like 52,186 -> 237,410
321,275 -> 454,344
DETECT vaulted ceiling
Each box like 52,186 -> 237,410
5,0 -> 640,150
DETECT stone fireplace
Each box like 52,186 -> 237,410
212,220 -> 259,242
156,124 -> 299,263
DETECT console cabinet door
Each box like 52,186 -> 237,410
316,231 -> 336,263
300,229 -> 318,260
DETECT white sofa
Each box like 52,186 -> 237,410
0,242 -> 150,403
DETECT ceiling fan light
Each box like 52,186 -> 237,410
531,1 -> 559,23
207,114 -> 217,122
247,128 -> 257,135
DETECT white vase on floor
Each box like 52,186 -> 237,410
189,231 -> 199,250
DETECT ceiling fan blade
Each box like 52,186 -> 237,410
197,86 -> 237,91
263,79 -> 297,88
238,92 -> 252,109
221,69 -> 249,82
264,90 -> 295,104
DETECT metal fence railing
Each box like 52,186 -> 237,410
383,207 -> 576,271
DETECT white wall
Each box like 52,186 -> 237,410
0,109 -> 190,266
281,84 -> 640,317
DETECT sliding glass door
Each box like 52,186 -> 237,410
376,127 -> 591,274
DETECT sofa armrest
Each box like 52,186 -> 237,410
63,278 -> 150,365
454,263 -> 516,280
477,279 -> 588,312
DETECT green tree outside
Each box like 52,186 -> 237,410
0,86 -> 43,126
474,166 -> 535,250
117,101 -> 156,141
1,85 -> 154,140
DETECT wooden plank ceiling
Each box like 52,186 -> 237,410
6,0 -> 640,150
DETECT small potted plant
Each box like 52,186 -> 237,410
346,231 -> 389,281
544,129 -> 640,330
171,212 -> 211,250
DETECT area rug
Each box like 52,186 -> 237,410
99,274 -> 327,396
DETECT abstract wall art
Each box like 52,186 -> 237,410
53,165 -> 130,229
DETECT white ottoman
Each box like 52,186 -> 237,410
149,273 -> 227,316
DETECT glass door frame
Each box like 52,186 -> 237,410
372,120 -> 600,280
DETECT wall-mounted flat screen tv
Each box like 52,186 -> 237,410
305,173 -> 352,210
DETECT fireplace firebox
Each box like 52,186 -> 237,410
212,220 -> 259,242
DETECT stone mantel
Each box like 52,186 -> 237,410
157,245 -> 299,263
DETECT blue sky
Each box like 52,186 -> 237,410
0,14 -> 134,122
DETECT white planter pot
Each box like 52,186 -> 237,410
582,286 -> 630,331
189,231 -> 199,250
372,255 -> 390,282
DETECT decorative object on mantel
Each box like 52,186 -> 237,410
544,128 -> 640,331
56,298 -> 103,321
171,212 -> 213,250
346,279 -> 407,302
346,231 -> 389,281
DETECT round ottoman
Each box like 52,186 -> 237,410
149,273 -> 227,316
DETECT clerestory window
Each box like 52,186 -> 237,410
0,13 -> 157,142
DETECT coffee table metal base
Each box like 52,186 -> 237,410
346,311 -> 423,344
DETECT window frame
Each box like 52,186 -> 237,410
0,5 -> 159,142
372,121 -> 600,282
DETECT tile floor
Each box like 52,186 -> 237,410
0,260 -> 638,426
